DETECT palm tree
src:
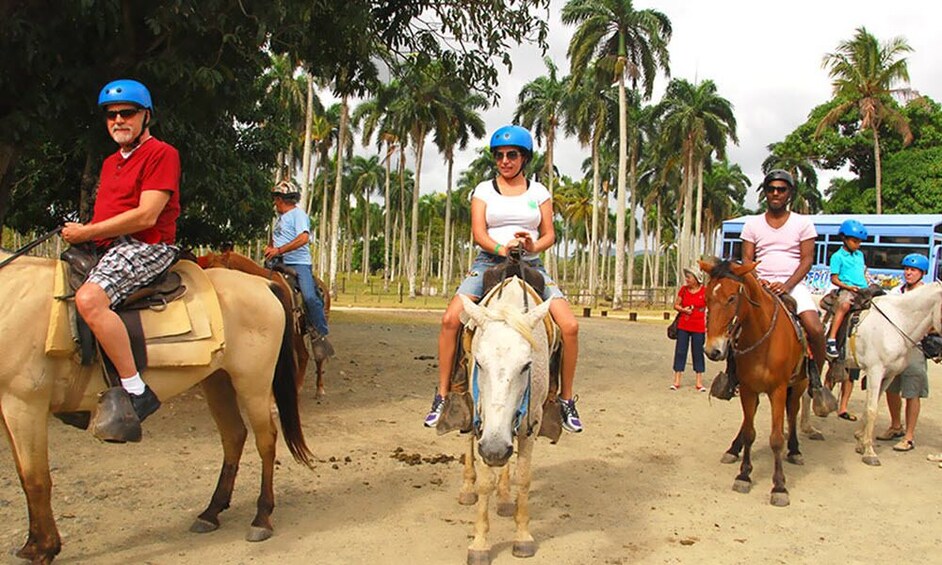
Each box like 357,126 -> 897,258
653,78 -> 737,276
433,91 -> 487,294
349,155 -> 385,282
816,26 -> 915,214
563,0 -> 672,308
702,159 -> 748,253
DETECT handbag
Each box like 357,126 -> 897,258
667,313 -> 680,340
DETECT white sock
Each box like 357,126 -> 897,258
121,373 -> 146,395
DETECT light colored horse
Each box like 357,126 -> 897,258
197,250 -> 332,397
847,282 -> 942,465
0,253 -> 312,563
456,277 -> 553,565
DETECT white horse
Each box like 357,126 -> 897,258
456,277 -> 553,565
848,282 -> 942,465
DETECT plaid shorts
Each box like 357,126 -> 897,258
86,240 -> 179,306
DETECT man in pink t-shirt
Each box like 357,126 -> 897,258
715,170 -> 837,415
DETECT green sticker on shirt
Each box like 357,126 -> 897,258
528,200 -> 538,209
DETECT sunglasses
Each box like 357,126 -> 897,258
763,185 -> 790,194
104,108 -> 142,120
494,150 -> 520,161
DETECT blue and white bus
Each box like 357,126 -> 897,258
718,214 -> 942,293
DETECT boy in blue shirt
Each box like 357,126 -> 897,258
825,219 -> 870,359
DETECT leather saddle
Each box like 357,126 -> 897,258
59,241 -> 186,370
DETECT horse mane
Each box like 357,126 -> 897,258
706,259 -> 744,282
479,279 -> 539,348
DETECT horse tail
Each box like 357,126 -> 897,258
269,282 -> 315,469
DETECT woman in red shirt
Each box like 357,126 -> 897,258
671,268 -> 707,391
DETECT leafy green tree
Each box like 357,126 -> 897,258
562,0 -> 672,308
816,26 -> 915,213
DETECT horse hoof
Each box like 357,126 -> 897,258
512,540 -> 537,558
862,455 -> 882,467
770,492 -> 790,507
315,388 -> 326,399
786,454 -> 805,466
467,548 -> 491,565
732,479 -> 752,494
189,518 -> 219,534
458,492 -> 478,506
497,502 -> 515,517
806,430 -> 825,441
720,452 -> 739,464
245,526 -> 273,542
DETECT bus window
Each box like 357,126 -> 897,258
881,235 -> 929,245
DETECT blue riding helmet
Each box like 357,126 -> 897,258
98,79 -> 153,110
838,219 -> 868,240
489,125 -> 533,153
901,253 -> 930,273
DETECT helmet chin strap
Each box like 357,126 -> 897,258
126,110 -> 151,150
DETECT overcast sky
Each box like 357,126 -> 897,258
341,1 -> 942,210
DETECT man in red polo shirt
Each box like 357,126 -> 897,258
62,79 -> 180,425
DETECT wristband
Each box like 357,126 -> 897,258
494,243 -> 503,255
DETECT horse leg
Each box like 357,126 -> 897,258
495,464 -> 514,517
240,391 -> 279,541
458,434 -> 478,505
768,386 -> 790,507
468,464 -> 496,565
315,357 -> 326,399
294,332 -> 310,395
786,384 -> 805,465
857,372 -> 884,466
1,398 -> 61,563
511,435 -> 537,558
191,370 -> 248,534
733,389 -> 758,494
799,390 -> 825,441
722,395 -> 758,464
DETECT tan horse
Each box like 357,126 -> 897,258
197,250 -> 332,397
0,253 -> 312,563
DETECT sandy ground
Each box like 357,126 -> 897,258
1,309 -> 942,564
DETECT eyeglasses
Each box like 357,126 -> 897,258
104,108 -> 142,121
494,150 -> 520,161
763,185 -> 790,194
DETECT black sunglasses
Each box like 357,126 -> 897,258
104,108 -> 142,120
763,185 -> 790,194
494,150 -> 520,161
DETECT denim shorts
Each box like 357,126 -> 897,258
455,252 -> 564,301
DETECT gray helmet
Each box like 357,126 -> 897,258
759,169 -> 795,192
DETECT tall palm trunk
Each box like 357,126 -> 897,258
408,130 -> 426,298
627,138 -> 638,291
613,71 -> 628,309
441,154 -> 455,295
300,75 -> 315,214
694,155 -> 704,257
328,96 -> 349,297
362,185 -> 371,283
873,128 -> 883,214
588,132 -> 601,307
318,160 -> 329,278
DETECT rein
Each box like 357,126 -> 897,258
0,227 -> 63,271
723,279 -> 781,356
868,299 -> 936,361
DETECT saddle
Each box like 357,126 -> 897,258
437,250 -> 563,442
820,285 -> 886,361
266,259 -> 325,337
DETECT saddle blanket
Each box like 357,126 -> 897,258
45,259 -> 225,367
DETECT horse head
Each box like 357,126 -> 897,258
699,258 -> 762,361
459,285 -> 552,467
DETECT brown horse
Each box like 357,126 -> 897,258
699,258 -> 808,507
198,250 -> 332,397
0,254 -> 312,563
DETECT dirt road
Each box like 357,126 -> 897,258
1,310 -> 940,564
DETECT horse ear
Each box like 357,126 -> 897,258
698,258 -> 715,277
459,294 -> 489,327
731,260 -> 759,276
524,298 -> 554,328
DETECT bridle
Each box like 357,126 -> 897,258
715,276 -> 781,356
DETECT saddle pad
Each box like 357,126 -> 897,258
45,259 -> 225,367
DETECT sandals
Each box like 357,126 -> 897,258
837,411 -> 858,421
669,384 -> 679,391
696,385 -> 707,393
876,427 -> 905,441
892,439 -> 915,452
927,453 -> 942,463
